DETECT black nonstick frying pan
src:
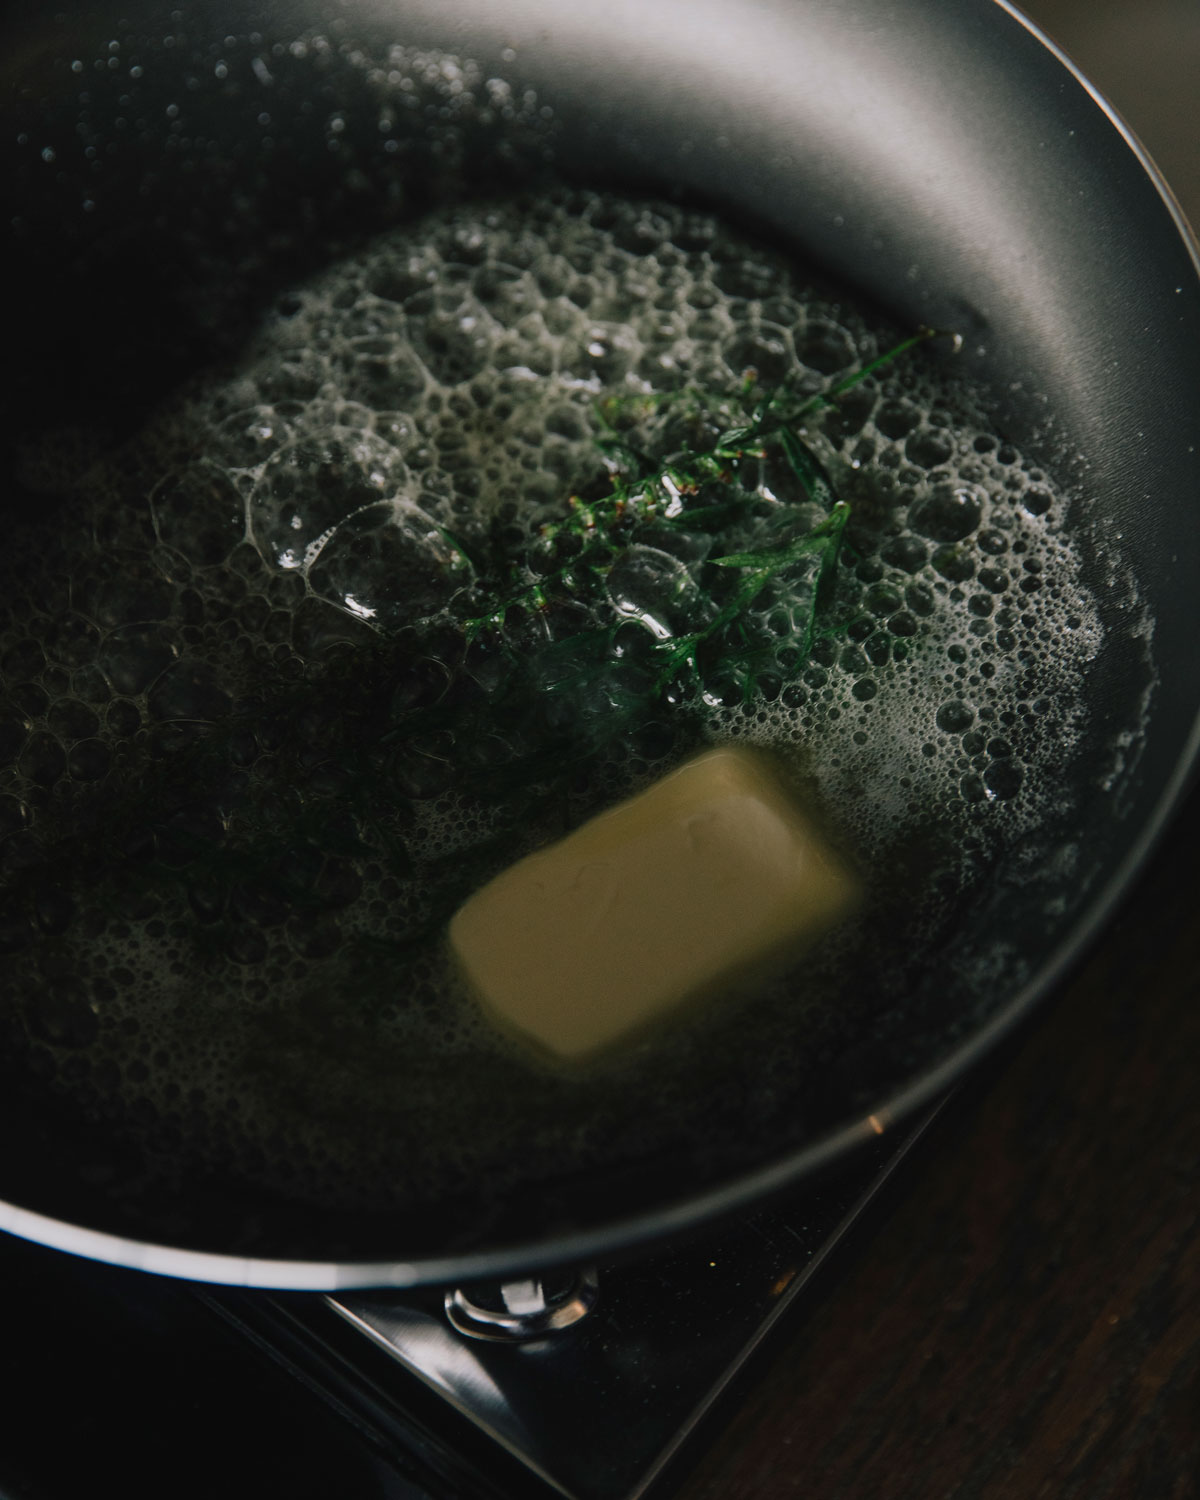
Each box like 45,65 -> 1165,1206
2,0 -> 1198,1288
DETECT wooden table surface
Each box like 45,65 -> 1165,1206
675,778 -> 1200,1498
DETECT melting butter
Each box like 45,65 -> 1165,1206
449,746 -> 860,1061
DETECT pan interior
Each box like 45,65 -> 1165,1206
0,0 -> 1193,1272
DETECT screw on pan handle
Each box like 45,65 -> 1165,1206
444,1266 -> 600,1342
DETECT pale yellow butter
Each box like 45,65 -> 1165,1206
448,746 -> 859,1061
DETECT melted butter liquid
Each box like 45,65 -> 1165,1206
0,190 -> 1123,1221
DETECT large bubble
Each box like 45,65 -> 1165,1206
307,501 -> 471,630
249,431 -> 405,571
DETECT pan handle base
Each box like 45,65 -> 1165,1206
444,1266 -> 600,1342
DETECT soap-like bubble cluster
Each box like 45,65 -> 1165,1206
0,190 -> 1119,1225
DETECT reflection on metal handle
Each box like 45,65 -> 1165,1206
445,1266 -> 600,1343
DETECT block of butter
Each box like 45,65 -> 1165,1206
449,745 -> 859,1062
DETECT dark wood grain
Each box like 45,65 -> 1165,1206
675,777 -> 1200,1499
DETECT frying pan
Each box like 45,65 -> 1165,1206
2,0 -> 1198,1289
